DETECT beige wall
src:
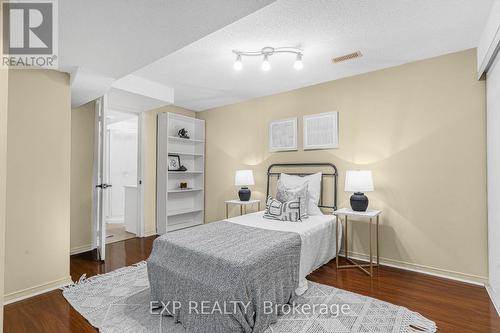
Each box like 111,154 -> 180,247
0,69 -> 7,333
143,105 -> 195,235
70,102 -> 95,253
197,49 -> 488,283
4,70 -> 72,302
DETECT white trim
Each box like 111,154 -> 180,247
98,96 -> 107,260
478,27 -> 500,78
486,284 -> 500,317
91,100 -> 100,251
70,244 -> 94,255
137,112 -> 145,237
342,250 -> 487,286
105,217 -> 124,224
478,1 -> 500,78
3,276 -> 73,305
104,128 -> 112,221
143,230 -> 157,237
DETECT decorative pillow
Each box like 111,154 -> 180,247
279,172 -> 323,215
276,180 -> 309,218
263,196 -> 302,222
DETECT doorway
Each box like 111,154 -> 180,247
93,95 -> 144,261
104,110 -> 139,244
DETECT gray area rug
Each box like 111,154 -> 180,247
62,262 -> 436,333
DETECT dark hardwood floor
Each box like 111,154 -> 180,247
4,236 -> 500,332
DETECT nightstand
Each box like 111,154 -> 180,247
333,208 -> 382,277
225,199 -> 261,218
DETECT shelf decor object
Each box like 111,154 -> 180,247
178,128 -> 190,139
269,117 -> 298,152
234,170 -> 255,201
344,170 -> 374,212
157,113 -> 205,234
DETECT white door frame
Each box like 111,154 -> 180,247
91,100 -> 99,251
91,99 -> 146,259
136,112 -> 145,237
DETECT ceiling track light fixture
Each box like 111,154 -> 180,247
232,46 -> 303,71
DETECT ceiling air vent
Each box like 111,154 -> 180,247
332,51 -> 362,63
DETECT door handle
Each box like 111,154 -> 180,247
96,184 -> 112,189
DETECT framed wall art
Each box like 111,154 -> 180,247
303,112 -> 339,150
269,117 -> 298,152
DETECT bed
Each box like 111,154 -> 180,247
226,211 -> 340,296
147,163 -> 340,333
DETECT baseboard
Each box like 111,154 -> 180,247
3,276 -> 73,305
70,244 -> 94,255
486,284 -> 500,317
343,250 -> 488,286
106,217 -> 124,224
143,230 -> 157,237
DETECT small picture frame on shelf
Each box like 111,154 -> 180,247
168,154 -> 181,171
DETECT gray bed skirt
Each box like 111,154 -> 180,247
147,221 -> 301,332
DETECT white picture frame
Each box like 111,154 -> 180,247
269,117 -> 298,152
303,112 -> 339,150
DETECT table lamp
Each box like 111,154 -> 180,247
344,170 -> 374,211
235,170 -> 255,201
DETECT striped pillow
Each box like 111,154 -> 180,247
263,196 -> 302,222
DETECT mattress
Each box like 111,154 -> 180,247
226,211 -> 341,295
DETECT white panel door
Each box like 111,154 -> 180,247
487,52 -> 500,315
92,96 -> 110,261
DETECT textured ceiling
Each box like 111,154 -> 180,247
60,0 -> 276,107
60,0 -> 275,78
133,0 -> 494,111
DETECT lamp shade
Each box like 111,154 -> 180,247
235,170 -> 255,186
345,170 -> 374,192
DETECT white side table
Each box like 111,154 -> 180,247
225,199 -> 261,218
333,208 -> 382,277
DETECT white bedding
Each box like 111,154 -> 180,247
225,211 -> 341,295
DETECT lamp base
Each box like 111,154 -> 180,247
350,192 -> 368,211
238,187 -> 251,201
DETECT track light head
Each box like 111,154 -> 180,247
261,55 -> 271,71
294,53 -> 303,70
233,54 -> 243,71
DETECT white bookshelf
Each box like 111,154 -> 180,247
156,112 -> 205,234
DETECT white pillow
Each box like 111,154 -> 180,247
279,172 -> 323,215
276,180 -> 309,218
